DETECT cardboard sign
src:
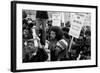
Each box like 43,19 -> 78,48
69,13 -> 85,38
52,13 -> 61,26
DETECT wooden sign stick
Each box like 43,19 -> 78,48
68,36 -> 74,52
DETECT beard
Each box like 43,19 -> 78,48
50,37 -> 55,41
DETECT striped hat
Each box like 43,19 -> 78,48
56,39 -> 68,51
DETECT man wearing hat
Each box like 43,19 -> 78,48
35,11 -> 48,46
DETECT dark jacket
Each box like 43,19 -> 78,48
23,48 -> 48,62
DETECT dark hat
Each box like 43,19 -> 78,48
36,11 -> 48,19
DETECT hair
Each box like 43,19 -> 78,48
71,45 -> 80,55
85,30 -> 91,36
65,21 -> 70,27
23,11 -> 27,18
28,22 -> 34,28
80,29 -> 84,36
47,20 -> 52,26
23,19 -> 28,24
62,27 -> 69,33
62,27 -> 70,39
50,26 -> 63,41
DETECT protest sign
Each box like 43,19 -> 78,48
52,13 -> 61,26
68,13 -> 86,52
69,13 -> 85,38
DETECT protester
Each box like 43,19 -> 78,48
49,26 -> 66,61
23,39 -> 48,62
35,11 -> 48,45
46,20 -> 52,41
22,10 -> 91,62
68,45 -> 81,60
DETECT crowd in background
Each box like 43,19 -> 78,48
22,10 -> 91,62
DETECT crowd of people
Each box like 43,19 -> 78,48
22,10 -> 91,63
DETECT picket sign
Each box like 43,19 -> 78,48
68,36 -> 74,52
68,13 -> 86,52
52,13 -> 61,26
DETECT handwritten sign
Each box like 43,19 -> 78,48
69,13 -> 85,38
52,13 -> 61,26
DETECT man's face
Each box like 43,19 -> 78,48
50,31 -> 56,40
27,42 -> 36,53
23,29 -> 29,37
70,49 -> 78,59
23,29 -> 28,35
36,18 -> 47,29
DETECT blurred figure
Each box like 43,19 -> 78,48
23,40 -> 48,62
23,10 -> 27,19
23,10 -> 49,62
79,29 -> 91,60
65,21 -> 71,28
57,27 -> 71,60
46,20 -> 52,41
54,27 -> 71,61
69,45 -> 81,60
55,39 -> 69,61
23,28 -> 33,40
73,26 -> 91,60
35,11 -> 48,46
62,27 -> 70,41
49,26 -> 64,61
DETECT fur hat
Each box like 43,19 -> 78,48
36,11 -> 48,19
